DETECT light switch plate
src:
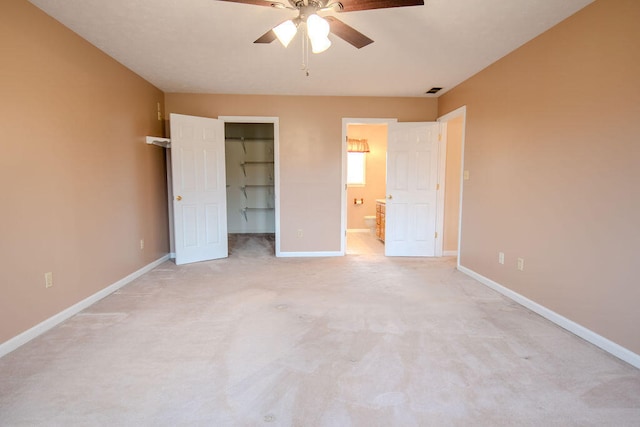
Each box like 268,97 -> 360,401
45,272 -> 53,288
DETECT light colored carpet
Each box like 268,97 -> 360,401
1,233 -> 639,426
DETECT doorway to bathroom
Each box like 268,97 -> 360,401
341,117 -> 448,257
344,121 -> 389,256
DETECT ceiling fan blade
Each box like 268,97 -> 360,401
325,16 -> 373,49
337,0 -> 424,13
254,29 -> 278,44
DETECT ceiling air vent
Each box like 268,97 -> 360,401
425,87 -> 442,94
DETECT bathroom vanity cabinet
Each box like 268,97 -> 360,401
376,200 -> 385,242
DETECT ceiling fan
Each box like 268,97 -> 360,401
217,0 -> 425,53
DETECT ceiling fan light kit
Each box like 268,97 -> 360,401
273,13 -> 332,53
218,0 -> 425,52
306,14 -> 332,53
273,19 -> 298,47
310,34 -> 331,53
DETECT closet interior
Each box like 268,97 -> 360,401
224,122 -> 275,236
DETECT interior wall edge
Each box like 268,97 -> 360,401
1,0 -> 169,345
0,255 -> 170,359
458,264 -> 640,370
437,0 -> 640,356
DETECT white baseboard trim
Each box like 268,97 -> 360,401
347,229 -> 372,233
0,254 -> 171,359
169,252 -> 176,259
458,265 -> 640,370
277,251 -> 343,258
443,250 -> 458,257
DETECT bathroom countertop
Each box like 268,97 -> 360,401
376,199 -> 386,204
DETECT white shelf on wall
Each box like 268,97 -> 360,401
240,161 -> 274,177
240,184 -> 274,199
226,137 -> 274,156
146,136 -> 171,148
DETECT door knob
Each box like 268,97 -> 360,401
387,195 -> 393,200
176,195 -> 182,201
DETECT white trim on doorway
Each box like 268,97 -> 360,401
219,116 -> 281,256
435,122 -> 447,257
437,106 -> 467,263
341,118 -> 397,256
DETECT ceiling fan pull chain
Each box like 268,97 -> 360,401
301,27 -> 310,76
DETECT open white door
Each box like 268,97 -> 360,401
171,113 -> 228,265
385,122 -> 439,256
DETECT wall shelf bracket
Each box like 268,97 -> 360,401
145,136 -> 171,148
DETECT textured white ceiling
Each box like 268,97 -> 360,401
28,0 -> 594,97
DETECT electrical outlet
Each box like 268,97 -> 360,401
517,258 -> 525,271
45,272 -> 53,288
498,252 -> 505,265
297,229 -> 303,238
140,239 -> 145,250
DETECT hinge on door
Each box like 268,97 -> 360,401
436,183 -> 440,190
438,134 -> 442,142
435,232 -> 438,239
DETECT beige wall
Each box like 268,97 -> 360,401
165,94 -> 437,252
346,124 -> 387,230
0,0 -> 168,344
439,0 -> 640,354
443,116 -> 463,253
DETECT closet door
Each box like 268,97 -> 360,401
171,113 -> 228,264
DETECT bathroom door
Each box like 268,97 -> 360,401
171,113 -> 228,265
385,122 -> 439,256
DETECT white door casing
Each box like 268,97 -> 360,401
385,122 -> 439,256
170,113 -> 228,265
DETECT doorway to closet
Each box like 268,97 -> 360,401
169,114 -> 280,265
224,121 -> 276,257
